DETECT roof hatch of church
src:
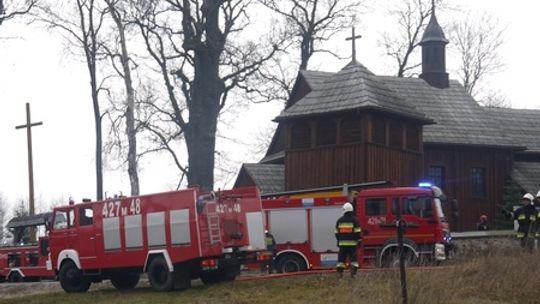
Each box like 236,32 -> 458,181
275,60 -> 431,123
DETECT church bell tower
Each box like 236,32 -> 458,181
419,4 -> 449,89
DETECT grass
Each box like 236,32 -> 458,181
2,248 -> 539,304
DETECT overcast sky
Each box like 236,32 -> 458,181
1,0 -> 539,214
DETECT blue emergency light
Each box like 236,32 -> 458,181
418,182 -> 433,188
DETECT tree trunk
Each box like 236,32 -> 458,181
91,83 -> 103,200
108,1 -> 139,195
185,48 -> 223,191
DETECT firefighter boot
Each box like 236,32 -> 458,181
350,262 -> 359,278
336,262 -> 345,278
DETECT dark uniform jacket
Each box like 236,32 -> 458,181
514,204 -> 537,238
335,211 -> 362,246
265,233 -> 276,252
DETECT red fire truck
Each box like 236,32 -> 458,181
48,186 -> 266,292
261,182 -> 451,272
0,213 -> 55,282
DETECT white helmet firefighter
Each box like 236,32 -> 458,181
342,202 -> 354,213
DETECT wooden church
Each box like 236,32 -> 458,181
235,10 -> 540,231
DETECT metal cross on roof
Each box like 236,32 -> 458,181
345,26 -> 362,62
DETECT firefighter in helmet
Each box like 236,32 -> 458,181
335,202 -> 362,278
261,229 -> 276,273
514,193 -> 536,250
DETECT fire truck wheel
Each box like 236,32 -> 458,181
8,272 -> 23,283
276,254 -> 307,273
382,249 -> 416,268
58,261 -> 91,293
110,272 -> 140,290
148,257 -> 175,291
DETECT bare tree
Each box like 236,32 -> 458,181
479,89 -> 511,108
450,13 -> 505,97
381,0 -> 444,77
37,0 -> 107,199
259,0 -> 364,71
0,0 -> 36,25
132,1 -> 282,190
103,0 -> 139,195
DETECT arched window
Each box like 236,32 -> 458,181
290,122 -> 311,149
316,120 -> 336,146
341,117 -> 362,144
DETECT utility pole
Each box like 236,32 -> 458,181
15,102 -> 43,221
381,202 -> 419,304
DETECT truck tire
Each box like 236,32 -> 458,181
148,256 -> 175,291
110,272 -> 140,291
58,261 -> 91,293
8,272 -> 23,283
382,249 -> 416,268
276,254 -> 307,273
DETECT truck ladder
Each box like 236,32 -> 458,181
207,213 -> 222,244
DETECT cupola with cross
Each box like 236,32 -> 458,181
419,1 -> 449,89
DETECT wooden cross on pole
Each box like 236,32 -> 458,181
345,26 -> 362,62
15,102 -> 43,218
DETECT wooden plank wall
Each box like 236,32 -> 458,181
285,144 -> 365,190
366,143 -> 423,186
424,146 -> 513,231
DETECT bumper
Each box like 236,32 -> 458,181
434,243 -> 447,261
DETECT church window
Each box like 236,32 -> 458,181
471,167 -> 486,198
341,117 -> 362,144
428,166 -> 445,189
316,120 -> 337,146
290,122 -> 311,149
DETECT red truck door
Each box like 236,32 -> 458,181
398,195 -> 437,239
75,205 -> 97,267
360,196 -> 393,238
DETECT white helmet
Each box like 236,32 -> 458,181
343,202 -> 354,213
536,191 -> 540,198
523,193 -> 534,201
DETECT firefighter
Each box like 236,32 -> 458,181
514,193 -> 536,250
476,214 -> 490,231
534,191 -> 540,242
335,202 -> 362,278
261,229 -> 276,274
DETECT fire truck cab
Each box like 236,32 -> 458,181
48,187 -> 266,292
261,183 -> 450,272
0,212 -> 54,283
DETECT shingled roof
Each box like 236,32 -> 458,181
276,61 -> 432,124
512,161 -> 540,194
484,107 -> 540,153
235,164 -> 284,194
379,77 -> 522,149
288,66 -> 521,149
